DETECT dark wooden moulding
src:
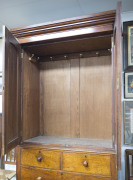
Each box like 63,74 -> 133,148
11,10 -> 115,43
11,10 -> 116,62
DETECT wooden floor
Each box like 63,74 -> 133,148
24,136 -> 112,148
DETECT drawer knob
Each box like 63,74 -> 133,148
37,156 -> 42,162
83,160 -> 88,167
36,177 -> 42,180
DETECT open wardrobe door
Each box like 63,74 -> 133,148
113,2 -> 122,170
1,26 -> 21,155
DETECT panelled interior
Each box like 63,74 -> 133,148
22,51 -> 40,141
22,35 -> 113,147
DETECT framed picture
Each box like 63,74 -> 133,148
125,72 -> 133,98
124,101 -> 133,145
123,21 -> 133,70
0,72 -> 2,95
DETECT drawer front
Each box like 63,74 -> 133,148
20,167 -> 111,180
21,148 -> 61,170
21,167 -> 62,180
62,173 -> 111,180
62,152 -> 111,176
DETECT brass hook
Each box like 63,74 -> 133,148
80,53 -> 83,58
50,57 -> 53,61
29,54 -> 35,61
64,55 -> 68,59
96,52 -> 99,56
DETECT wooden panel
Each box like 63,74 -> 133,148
21,167 -> 62,180
111,154 -> 117,180
17,24 -> 113,45
24,36 -> 111,57
2,26 -> 21,154
40,60 -> 71,137
40,55 -> 112,141
22,51 -> 40,140
62,152 -> 111,176
21,148 -> 61,170
114,2 -> 122,170
20,168 -> 112,180
70,59 -> 80,138
80,55 -> 112,140
16,146 -> 21,180
62,173 -> 111,180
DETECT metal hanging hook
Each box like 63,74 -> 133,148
96,52 -> 99,56
29,54 -> 35,61
80,53 -> 83,58
50,57 -> 53,61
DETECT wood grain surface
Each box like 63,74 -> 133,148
62,173 -> 111,180
21,148 -> 61,170
22,51 -> 40,140
21,167 -> 62,180
40,60 -> 71,137
62,152 -> 111,176
2,26 -> 21,154
40,55 -> 112,141
80,56 -> 112,139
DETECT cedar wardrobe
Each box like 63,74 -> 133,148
0,2 -> 121,180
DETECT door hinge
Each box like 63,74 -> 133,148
112,41 -> 114,48
21,52 -> 23,59
117,77 -> 119,90
112,135 -> 115,143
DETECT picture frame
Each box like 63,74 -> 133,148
0,72 -> 2,95
123,21 -> 133,70
125,72 -> 133,98
124,101 -> 133,145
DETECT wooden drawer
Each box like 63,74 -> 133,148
21,167 -> 62,180
62,173 -> 111,180
20,167 -> 111,180
62,152 -> 111,176
21,148 -> 61,170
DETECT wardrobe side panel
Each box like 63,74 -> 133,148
22,51 -> 40,140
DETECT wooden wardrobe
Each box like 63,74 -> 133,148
0,2 -> 121,180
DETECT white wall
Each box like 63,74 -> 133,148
0,0 -> 119,31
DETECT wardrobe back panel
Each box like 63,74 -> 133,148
40,55 -> 112,140
40,60 -> 71,137
22,51 -> 40,140
80,56 -> 112,139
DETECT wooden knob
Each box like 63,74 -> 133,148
36,177 -> 42,180
37,156 -> 42,162
83,160 -> 88,167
